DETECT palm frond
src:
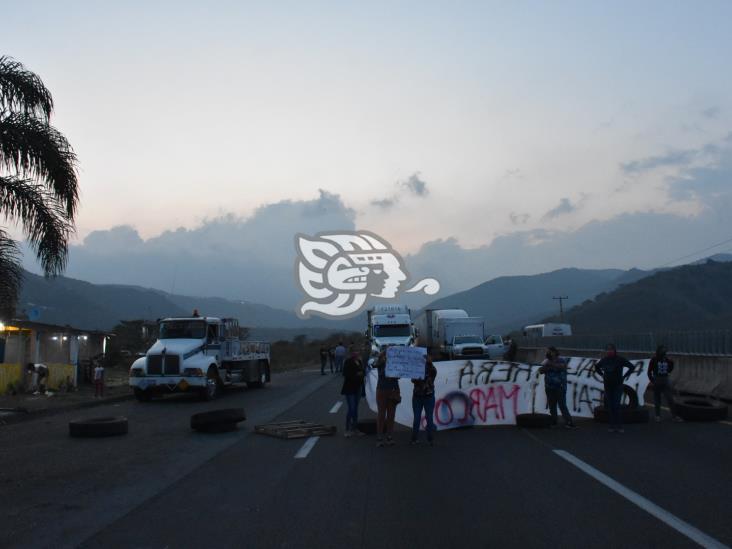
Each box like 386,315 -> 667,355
0,175 -> 73,275
0,112 -> 79,216
0,228 -> 22,319
0,56 -> 53,121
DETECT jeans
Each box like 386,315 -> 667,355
653,379 -> 676,417
376,388 -> 398,437
320,356 -> 327,374
335,356 -> 345,373
412,395 -> 436,441
604,383 -> 623,429
545,386 -> 573,426
344,393 -> 360,431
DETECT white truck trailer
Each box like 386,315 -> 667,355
414,308 -> 472,357
129,315 -> 270,401
366,304 -> 414,354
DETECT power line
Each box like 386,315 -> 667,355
657,235 -> 732,268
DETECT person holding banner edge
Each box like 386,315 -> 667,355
595,343 -> 635,433
374,348 -> 400,447
539,347 -> 576,429
411,352 -> 438,445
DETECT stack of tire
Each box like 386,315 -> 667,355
674,397 -> 728,422
593,385 -> 649,424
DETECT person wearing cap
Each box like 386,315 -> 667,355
648,345 -> 683,423
595,344 -> 635,433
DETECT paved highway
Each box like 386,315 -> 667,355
1,369 -> 730,549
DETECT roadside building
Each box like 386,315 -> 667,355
0,320 -> 112,394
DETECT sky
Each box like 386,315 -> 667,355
3,1 -> 732,309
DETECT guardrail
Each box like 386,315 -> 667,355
518,329 -> 732,357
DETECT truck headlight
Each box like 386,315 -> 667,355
183,368 -> 204,377
129,368 -> 145,377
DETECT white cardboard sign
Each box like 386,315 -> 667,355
385,346 -> 428,379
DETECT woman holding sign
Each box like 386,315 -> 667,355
374,348 -> 401,447
411,353 -> 437,445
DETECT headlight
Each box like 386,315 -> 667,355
183,368 -> 204,377
129,368 -> 145,377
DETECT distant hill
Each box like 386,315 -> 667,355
422,267 -> 651,334
15,271 -> 361,339
546,260 -> 732,333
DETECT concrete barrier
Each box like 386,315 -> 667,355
517,348 -> 732,400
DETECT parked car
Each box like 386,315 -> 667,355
484,334 -> 506,359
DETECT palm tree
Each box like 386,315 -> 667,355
0,55 -> 78,319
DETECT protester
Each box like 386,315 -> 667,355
648,345 -> 683,423
334,342 -> 346,374
94,361 -> 105,398
411,352 -> 438,445
319,345 -> 328,375
539,347 -> 576,428
328,347 -> 335,373
374,348 -> 400,447
595,343 -> 635,433
504,336 -> 518,362
360,341 -> 371,397
341,347 -> 365,437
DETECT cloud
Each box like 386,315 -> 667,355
701,106 -> 721,119
369,172 -> 429,209
400,173 -> 429,197
668,145 -> 732,202
509,212 -> 530,225
621,149 -> 698,175
370,198 -> 396,209
542,198 -> 576,220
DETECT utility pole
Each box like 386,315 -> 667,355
553,296 -> 568,322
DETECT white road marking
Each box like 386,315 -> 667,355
554,450 -> 728,549
294,436 -> 320,459
329,401 -> 343,413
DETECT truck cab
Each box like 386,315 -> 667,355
367,304 -> 414,356
129,316 -> 270,401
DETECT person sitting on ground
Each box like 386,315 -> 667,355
411,352 -> 438,445
648,345 -> 682,423
374,348 -> 400,447
594,344 -> 635,433
539,347 -> 576,429
341,347 -> 365,437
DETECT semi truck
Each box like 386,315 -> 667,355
128,315 -> 270,402
366,304 -> 414,353
415,308 -> 488,358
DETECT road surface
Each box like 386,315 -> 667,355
1,369 -> 730,549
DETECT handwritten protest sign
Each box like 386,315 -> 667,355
386,346 -> 428,379
367,357 -> 651,430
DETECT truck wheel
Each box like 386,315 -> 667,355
247,363 -> 268,388
200,367 -> 220,401
133,388 -> 152,402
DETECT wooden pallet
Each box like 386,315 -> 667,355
254,419 -> 337,439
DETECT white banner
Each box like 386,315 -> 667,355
385,346 -> 427,379
365,357 -> 651,430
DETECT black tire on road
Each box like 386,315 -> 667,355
191,408 -> 246,433
357,419 -> 377,435
516,413 -> 553,428
593,406 -> 649,424
134,388 -> 152,402
675,398 -> 728,422
69,416 -> 129,438
620,384 -> 639,408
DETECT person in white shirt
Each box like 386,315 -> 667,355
334,342 -> 347,374
94,363 -> 105,398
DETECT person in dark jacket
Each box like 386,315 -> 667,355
411,353 -> 438,445
319,345 -> 329,375
539,347 -> 576,428
374,348 -> 400,447
504,336 -> 518,362
595,344 -> 635,433
648,345 -> 683,423
341,348 -> 365,437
